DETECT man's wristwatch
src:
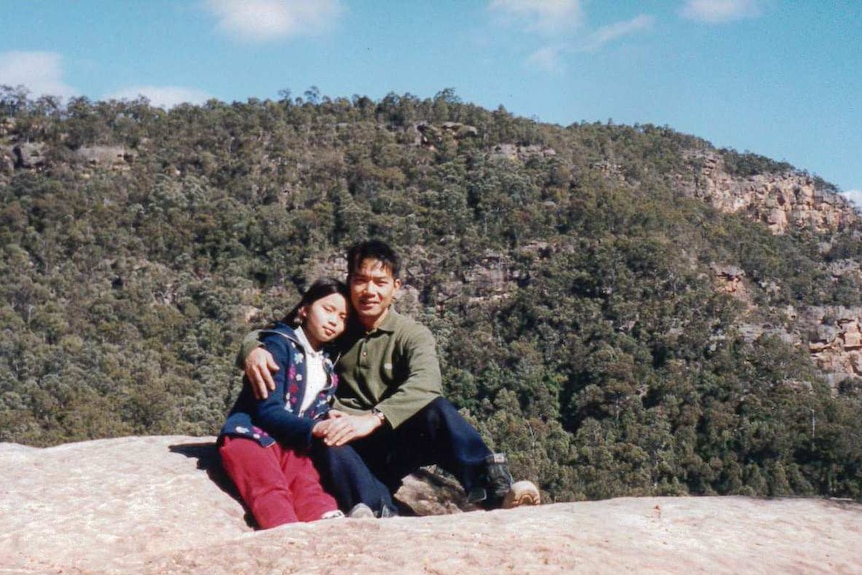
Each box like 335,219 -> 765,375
372,407 -> 386,424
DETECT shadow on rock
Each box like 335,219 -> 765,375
169,441 -> 257,528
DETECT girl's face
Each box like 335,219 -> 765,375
300,292 -> 349,350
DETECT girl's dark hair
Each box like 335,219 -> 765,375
280,277 -> 350,327
346,239 -> 401,280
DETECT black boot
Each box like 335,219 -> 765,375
467,453 -> 513,509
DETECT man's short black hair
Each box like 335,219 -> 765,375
346,240 -> 401,280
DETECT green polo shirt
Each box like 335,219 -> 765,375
238,309 -> 442,429
333,309 -> 442,428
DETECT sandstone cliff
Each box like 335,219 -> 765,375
1,435 -> 860,575
684,152 -> 857,235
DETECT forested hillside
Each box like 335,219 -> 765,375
2,86 -> 861,501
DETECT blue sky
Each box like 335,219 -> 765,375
1,1 -> 860,203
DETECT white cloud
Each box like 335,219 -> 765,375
841,190 -> 862,211
205,0 -> 343,43
680,0 -> 762,24
490,2 -> 653,71
104,86 -> 212,109
527,46 -> 565,73
489,0 -> 585,36
523,14 -> 654,71
578,14 -> 655,52
0,51 -> 77,99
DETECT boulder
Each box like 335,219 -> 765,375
76,145 -> 135,167
12,142 -> 46,169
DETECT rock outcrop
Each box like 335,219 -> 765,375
801,306 -> 862,384
1,435 -> 860,575
710,263 -> 751,303
76,145 -> 135,168
712,260 -> 862,385
688,152 -> 857,234
11,142 -> 46,170
414,121 -> 479,150
490,142 -> 557,162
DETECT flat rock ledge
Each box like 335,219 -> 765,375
1,435 -> 860,575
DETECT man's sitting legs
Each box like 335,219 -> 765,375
368,397 -> 541,510
310,441 -> 398,517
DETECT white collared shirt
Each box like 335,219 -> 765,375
294,327 -> 328,415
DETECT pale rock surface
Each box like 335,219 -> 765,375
690,152 -> 857,235
76,145 -> 135,169
11,142 -> 46,169
2,435 -> 860,575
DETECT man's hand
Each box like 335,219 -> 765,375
314,410 -> 382,447
245,347 -> 278,400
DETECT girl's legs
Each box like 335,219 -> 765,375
282,449 -> 340,522
219,436 -> 299,528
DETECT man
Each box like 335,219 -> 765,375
239,240 -> 540,516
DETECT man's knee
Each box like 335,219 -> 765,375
311,443 -> 366,475
412,396 -> 461,429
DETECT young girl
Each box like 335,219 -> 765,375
218,278 -> 349,528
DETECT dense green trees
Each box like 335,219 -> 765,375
1,87 -> 861,501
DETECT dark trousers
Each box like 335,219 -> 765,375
311,397 -> 493,515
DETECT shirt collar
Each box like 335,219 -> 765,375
353,308 -> 399,336
376,308 -> 400,332
294,326 -> 325,359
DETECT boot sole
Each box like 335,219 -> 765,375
502,480 -> 541,509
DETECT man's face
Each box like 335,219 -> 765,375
349,258 -> 401,327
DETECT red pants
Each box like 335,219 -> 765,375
219,436 -> 339,528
